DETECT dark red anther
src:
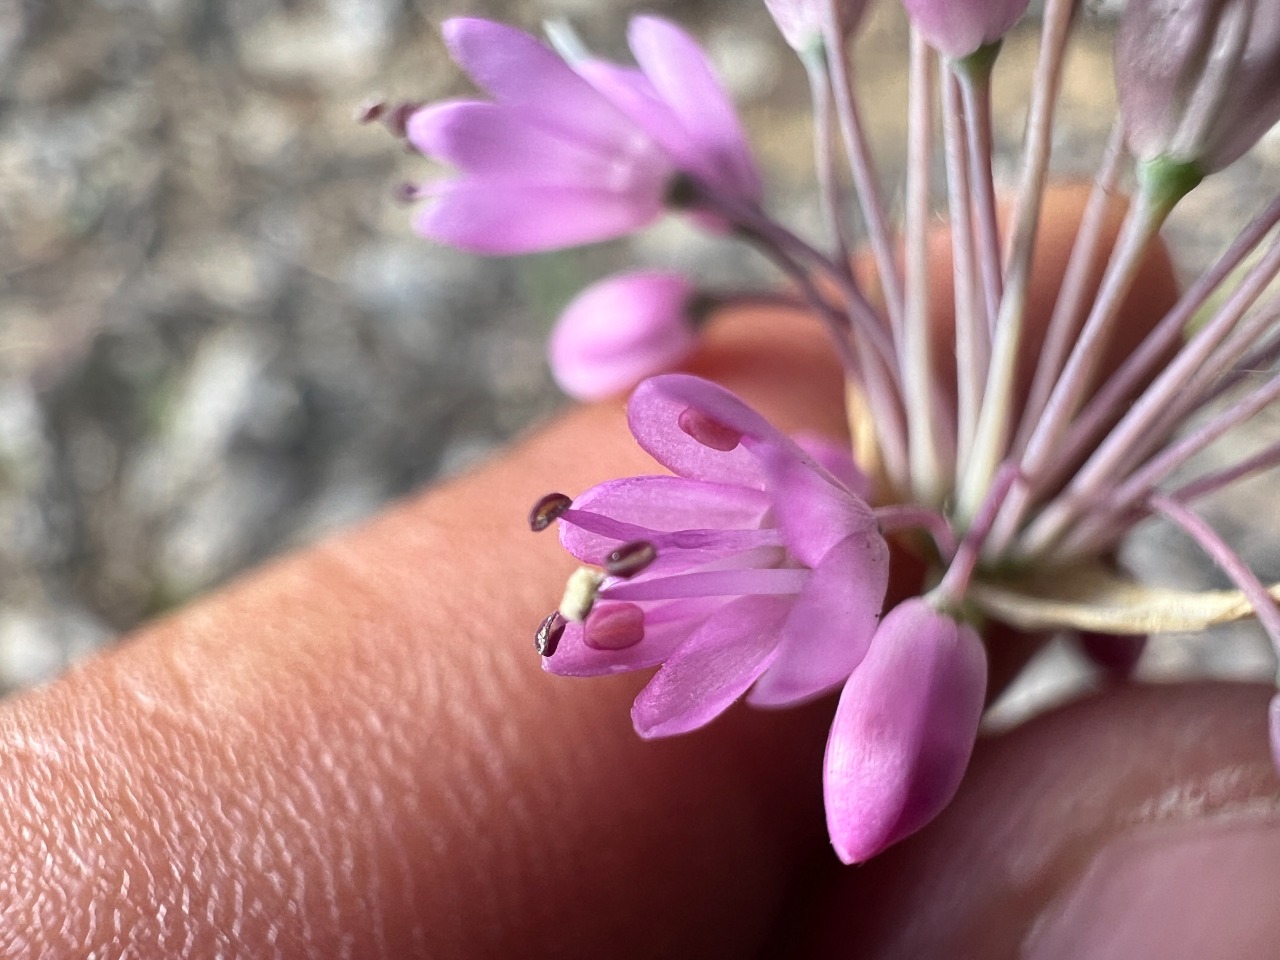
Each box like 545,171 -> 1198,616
356,99 -> 388,124
386,100 -> 423,138
535,611 -> 567,657
392,182 -> 422,204
529,492 -> 573,532
604,540 -> 657,578
678,407 -> 742,451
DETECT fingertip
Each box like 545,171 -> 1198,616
786,683 -> 1280,959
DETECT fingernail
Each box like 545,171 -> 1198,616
1023,816 -> 1280,960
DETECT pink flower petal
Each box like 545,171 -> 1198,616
759,442 -> 877,567
824,599 -> 987,864
414,180 -> 665,255
748,528 -> 889,707
544,598 -> 718,677
574,61 -> 685,149
627,375 -> 791,487
631,594 -> 790,737
792,432 -> 872,500
442,18 -> 644,153
559,475 -> 770,562
626,16 -> 763,204
603,567 -> 808,602
407,101 -> 649,188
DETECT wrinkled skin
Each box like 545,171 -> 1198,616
3,185 -> 1278,959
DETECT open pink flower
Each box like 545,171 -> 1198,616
406,17 -> 762,254
406,19 -> 675,254
548,270 -> 699,402
824,598 -> 987,863
542,374 -> 889,737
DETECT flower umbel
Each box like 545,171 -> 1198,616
388,2 -> 1280,864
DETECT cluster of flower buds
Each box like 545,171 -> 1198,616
387,0 -> 1280,863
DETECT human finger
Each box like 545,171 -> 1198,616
787,682 -> 1280,959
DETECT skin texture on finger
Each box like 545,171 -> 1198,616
0,307 -> 844,960
788,683 -> 1280,960
0,184 -> 1175,959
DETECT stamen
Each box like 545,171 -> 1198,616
584,603 -> 645,650
604,540 -> 657,578
529,492 -> 573,531
392,182 -> 424,204
678,407 -> 742,451
356,99 -> 388,124
385,100 -> 423,138
535,611 -> 566,657
559,566 -> 605,622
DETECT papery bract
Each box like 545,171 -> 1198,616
548,271 -> 698,402
1116,0 -> 1280,172
544,374 -> 889,737
900,0 -> 1031,59
405,19 -> 674,254
823,598 -> 987,864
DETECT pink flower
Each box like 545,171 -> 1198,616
405,17 -> 762,254
548,271 -> 699,402
900,0 -> 1031,59
824,598 -> 987,863
541,374 -> 888,737
405,19 -> 674,254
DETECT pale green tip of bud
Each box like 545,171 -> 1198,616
1137,156 -> 1204,213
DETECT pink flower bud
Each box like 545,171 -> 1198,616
1117,0 -> 1280,172
824,598 -> 987,863
548,271 -> 700,401
763,0 -> 871,53
900,0 -> 1031,59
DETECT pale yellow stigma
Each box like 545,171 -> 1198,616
559,566 -> 605,622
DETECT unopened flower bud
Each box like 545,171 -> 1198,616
1116,0 -> 1280,173
549,271 -> 700,402
824,598 -> 987,863
763,0 -> 871,54
900,0 -> 1031,59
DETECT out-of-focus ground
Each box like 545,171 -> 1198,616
0,0 -> 1277,704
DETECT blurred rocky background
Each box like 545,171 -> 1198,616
0,0 -> 1277,699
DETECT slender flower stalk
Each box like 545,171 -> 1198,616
955,0 -> 1075,524
903,30 -> 943,505
800,42 -> 852,262
940,70 -> 985,474
388,1 -> 1280,866
954,52 -> 1002,334
823,17 -> 906,334
1014,122 -> 1140,453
